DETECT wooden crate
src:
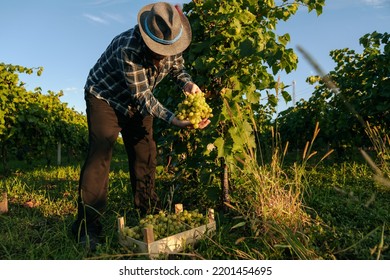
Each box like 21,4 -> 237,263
117,204 -> 216,257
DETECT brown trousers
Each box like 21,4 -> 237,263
76,93 -> 159,227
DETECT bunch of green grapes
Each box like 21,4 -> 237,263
175,92 -> 213,129
122,209 -> 208,241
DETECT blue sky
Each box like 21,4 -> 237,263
1,0 -> 389,115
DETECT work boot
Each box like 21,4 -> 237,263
71,219 -> 103,252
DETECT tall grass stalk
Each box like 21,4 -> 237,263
225,102 -> 323,259
361,122 -> 390,189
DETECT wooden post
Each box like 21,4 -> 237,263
221,160 -> 230,211
0,192 -> 8,214
175,203 -> 183,214
118,217 -> 124,233
57,141 -> 61,166
208,208 -> 215,223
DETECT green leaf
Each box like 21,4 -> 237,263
239,38 -> 256,57
278,33 -> 290,45
237,9 -> 256,24
231,221 -> 246,230
228,76 -> 242,91
281,90 -> 292,103
267,93 -> 278,107
245,87 -> 260,104
214,137 -> 226,158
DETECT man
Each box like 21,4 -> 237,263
71,2 -> 210,250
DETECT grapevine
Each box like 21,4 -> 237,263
175,92 -> 213,129
122,209 -> 209,241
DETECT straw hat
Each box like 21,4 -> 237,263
138,2 -> 192,56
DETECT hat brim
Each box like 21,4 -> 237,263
138,3 -> 192,56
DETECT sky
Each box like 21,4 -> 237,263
1,0 -> 389,115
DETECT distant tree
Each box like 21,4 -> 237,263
0,63 -> 87,170
277,32 -> 390,157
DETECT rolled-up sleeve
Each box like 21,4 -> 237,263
171,54 -> 192,89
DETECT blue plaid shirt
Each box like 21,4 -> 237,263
84,25 -> 192,123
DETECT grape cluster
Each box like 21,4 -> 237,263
175,92 -> 213,129
122,210 -> 208,241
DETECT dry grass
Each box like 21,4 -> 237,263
222,101 -> 331,259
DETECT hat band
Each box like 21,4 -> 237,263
144,17 -> 183,45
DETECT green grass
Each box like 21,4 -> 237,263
1,154 -> 389,259
303,162 -> 390,259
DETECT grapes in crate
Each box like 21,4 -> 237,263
122,209 -> 209,241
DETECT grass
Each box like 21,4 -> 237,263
1,146 -> 389,259
303,162 -> 390,259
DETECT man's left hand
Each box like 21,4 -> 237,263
183,82 -> 201,94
